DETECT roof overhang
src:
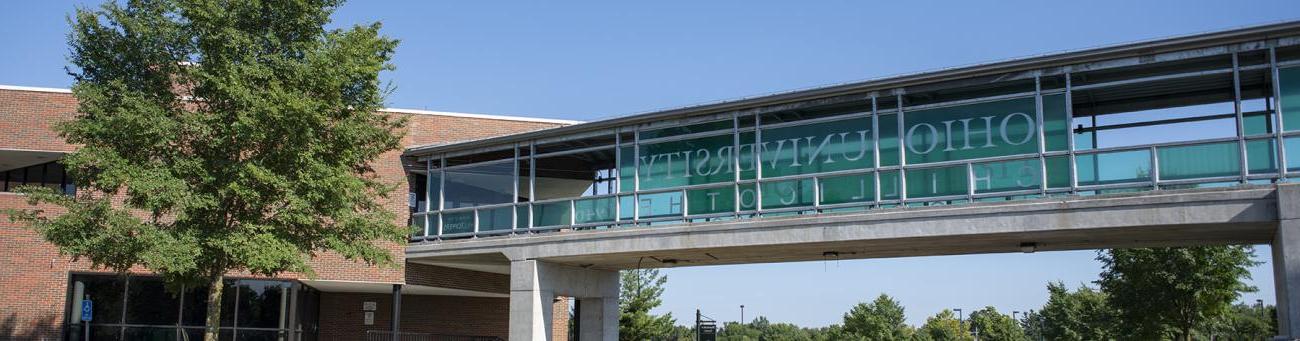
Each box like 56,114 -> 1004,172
299,279 -> 507,298
403,20 -> 1300,158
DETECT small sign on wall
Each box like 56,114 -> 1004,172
364,311 -> 374,325
363,301 -> 377,311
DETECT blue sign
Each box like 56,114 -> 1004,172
80,299 -> 93,322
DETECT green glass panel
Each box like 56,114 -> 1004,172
427,171 -> 441,210
639,134 -> 736,190
442,211 -> 474,234
410,214 -> 426,237
759,117 -> 873,177
479,206 -> 513,231
687,186 -> 735,215
906,166 -> 968,198
738,183 -> 757,211
619,146 -> 635,192
1045,156 -> 1071,188
760,179 -> 815,209
973,159 -> 1040,194
1280,67 -> 1300,131
879,114 -> 900,166
618,195 -> 635,220
516,205 -> 530,228
533,201 -> 571,227
1043,94 -> 1069,151
1247,139 -> 1278,174
1076,149 -> 1152,186
574,197 -> 616,224
905,97 -> 1039,165
740,131 -> 757,180
1157,142 -> 1240,180
1244,112 -> 1274,136
638,191 -> 683,219
879,170 -> 901,200
1287,137 -> 1300,172
819,174 -> 874,205
641,120 -> 733,139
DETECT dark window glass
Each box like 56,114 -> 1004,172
125,277 -> 180,325
235,280 -> 287,328
445,149 -> 515,167
71,274 -> 125,325
409,172 -> 428,213
444,161 -> 516,208
235,330 -> 281,341
533,149 -> 617,200
122,326 -> 177,341
535,134 -> 616,155
640,120 -> 733,139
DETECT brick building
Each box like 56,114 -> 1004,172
0,84 -> 578,341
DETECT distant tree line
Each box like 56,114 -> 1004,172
601,245 -> 1274,341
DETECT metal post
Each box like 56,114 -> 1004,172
425,159 -> 433,238
897,93 -> 908,203
1035,75 -> 1048,195
529,142 -> 536,229
1273,47 -> 1289,180
391,284 -> 401,341
615,129 -> 622,223
437,157 -> 446,237
513,143 -> 520,230
1150,146 -> 1160,189
1066,74 -> 1078,192
733,113 -> 742,217
633,127 -> 641,222
1233,53 -> 1249,183
755,113 -> 764,214
871,94 -> 881,206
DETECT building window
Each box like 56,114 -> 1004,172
2,160 -> 75,195
64,274 -> 317,341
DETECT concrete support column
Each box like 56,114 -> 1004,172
510,259 -> 619,341
577,297 -> 619,341
1275,183 -> 1300,340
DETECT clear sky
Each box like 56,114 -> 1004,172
3,0 -> 1298,327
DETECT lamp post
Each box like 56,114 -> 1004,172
954,308 -> 963,322
740,305 -> 745,324
1013,311 -> 1020,321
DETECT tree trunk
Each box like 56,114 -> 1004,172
204,273 -> 225,341
1181,326 -> 1192,341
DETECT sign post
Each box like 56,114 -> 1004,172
80,298 -> 92,341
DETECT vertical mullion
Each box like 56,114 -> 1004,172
966,162 -> 975,201
1150,146 -> 1160,189
733,113 -> 741,217
437,156 -> 446,237
424,159 -> 433,238
1273,47 -> 1289,180
615,129 -> 622,223
1066,74 -> 1079,192
633,127 -> 641,223
1035,75 -> 1048,195
1233,53 -> 1248,183
528,142 -> 536,229
754,113 -> 764,214
871,94 -> 881,207
512,143 -> 519,231
897,92 -> 908,203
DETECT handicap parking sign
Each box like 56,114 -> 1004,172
80,299 -> 92,322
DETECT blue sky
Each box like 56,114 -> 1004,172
3,0 -> 1298,327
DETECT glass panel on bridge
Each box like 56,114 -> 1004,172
410,40 -> 1300,238
819,173 -> 875,205
758,116 -> 873,177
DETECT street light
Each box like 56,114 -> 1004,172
740,305 -> 745,324
954,308 -> 963,322
1013,311 -> 1020,321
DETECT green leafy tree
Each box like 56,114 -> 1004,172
842,294 -> 914,340
966,307 -> 1027,341
915,310 -> 973,341
1018,310 -> 1045,341
1097,246 -> 1259,341
5,1 -> 401,340
718,316 -> 820,341
1205,303 -> 1276,340
620,268 -> 676,341
1037,282 -> 1115,341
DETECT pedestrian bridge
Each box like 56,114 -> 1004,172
400,22 -> 1300,340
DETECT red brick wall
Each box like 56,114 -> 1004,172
318,292 -> 510,340
0,87 -> 571,340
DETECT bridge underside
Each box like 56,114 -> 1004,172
407,184 -> 1300,340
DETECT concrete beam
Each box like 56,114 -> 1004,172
1275,184 -> 1300,340
410,186 -> 1277,270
